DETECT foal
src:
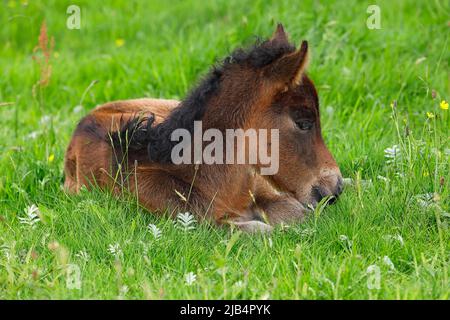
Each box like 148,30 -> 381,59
64,24 -> 343,232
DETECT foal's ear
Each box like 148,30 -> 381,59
266,40 -> 309,86
269,23 -> 289,44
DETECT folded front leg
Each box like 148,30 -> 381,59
253,175 -> 307,225
131,167 -> 213,219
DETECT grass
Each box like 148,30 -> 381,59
0,0 -> 449,299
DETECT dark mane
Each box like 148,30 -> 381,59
111,37 -> 296,163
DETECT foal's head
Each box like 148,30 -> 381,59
249,25 -> 343,206
213,24 -> 343,206
262,74 -> 343,207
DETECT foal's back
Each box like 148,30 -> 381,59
64,98 -> 179,192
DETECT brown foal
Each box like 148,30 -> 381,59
64,24 -> 343,232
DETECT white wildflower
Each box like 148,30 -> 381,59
343,178 -> 353,186
325,106 -> 334,116
366,265 -> 381,290
377,175 -> 390,182
139,241 -> 150,256
108,243 -> 122,259
75,249 -> 90,262
118,285 -> 129,299
259,292 -> 270,300
299,228 -> 316,237
18,204 -> 41,228
382,256 -> 395,271
147,224 -> 162,240
73,105 -> 84,113
185,272 -> 197,286
176,212 -> 196,232
18,249 -> 27,263
216,267 -> 227,276
414,193 -> 435,208
27,131 -> 40,139
39,115 -> 52,125
342,67 -> 351,76
343,178 -> 373,187
394,234 -> 404,246
383,234 -> 404,246
1,243 -> 12,261
339,234 -> 353,249
322,277 -> 336,290
384,145 -> 401,164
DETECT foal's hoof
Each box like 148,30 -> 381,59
232,220 -> 273,233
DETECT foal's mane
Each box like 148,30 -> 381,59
112,36 -> 295,163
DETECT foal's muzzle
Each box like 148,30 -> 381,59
311,176 -> 344,205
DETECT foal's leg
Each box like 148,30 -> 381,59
257,194 -> 307,225
128,168 -> 303,231
130,168 -> 212,218
231,219 -> 273,233
132,168 -> 274,232
253,175 -> 307,225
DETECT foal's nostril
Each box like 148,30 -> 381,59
327,195 -> 338,205
335,177 -> 344,196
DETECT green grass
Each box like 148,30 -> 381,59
0,0 -> 449,299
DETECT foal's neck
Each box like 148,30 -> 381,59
200,82 -> 266,130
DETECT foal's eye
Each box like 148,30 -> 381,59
296,120 -> 314,131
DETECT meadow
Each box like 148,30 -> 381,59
0,0 -> 448,299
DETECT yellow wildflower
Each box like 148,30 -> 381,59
48,154 -> 55,162
440,100 -> 448,110
390,100 -> 397,109
115,38 -> 125,48
426,112 -> 435,119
